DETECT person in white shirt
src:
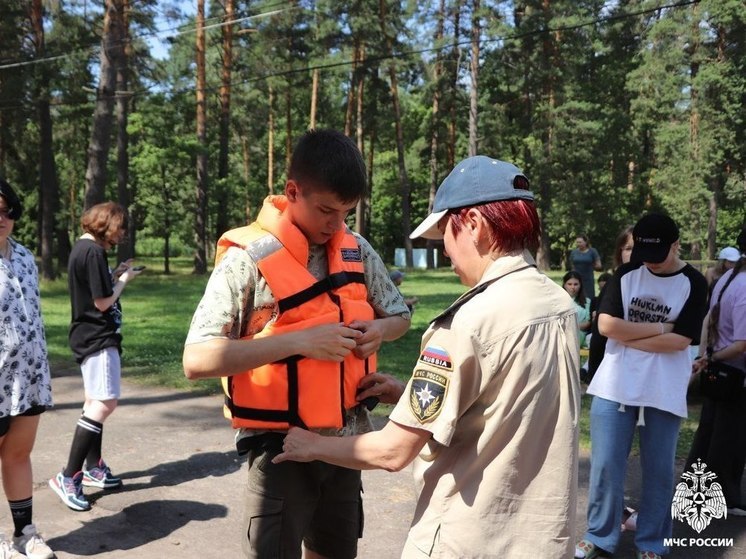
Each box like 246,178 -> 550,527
576,213 -> 708,559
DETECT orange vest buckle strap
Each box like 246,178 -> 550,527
278,271 -> 366,313
224,355 -> 309,430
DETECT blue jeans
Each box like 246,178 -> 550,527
584,397 -> 681,555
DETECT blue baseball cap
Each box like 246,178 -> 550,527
410,156 -> 533,240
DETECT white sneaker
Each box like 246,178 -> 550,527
12,524 -> 54,559
0,536 -> 24,559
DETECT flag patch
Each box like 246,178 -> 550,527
409,369 -> 448,423
418,345 -> 453,370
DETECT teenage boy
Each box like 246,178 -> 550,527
183,129 -> 410,558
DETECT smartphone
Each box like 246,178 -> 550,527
131,265 -> 146,271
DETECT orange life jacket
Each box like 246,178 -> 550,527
215,196 -> 376,430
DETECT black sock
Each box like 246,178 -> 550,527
85,423 -> 104,470
63,416 -> 102,478
8,497 -> 32,537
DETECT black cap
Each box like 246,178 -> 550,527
631,213 -> 679,264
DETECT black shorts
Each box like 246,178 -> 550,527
0,405 -> 47,437
242,434 -> 364,559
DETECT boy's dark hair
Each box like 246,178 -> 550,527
288,129 -> 367,203
0,178 -> 23,220
598,272 -> 612,284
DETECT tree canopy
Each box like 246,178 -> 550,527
0,0 -> 744,277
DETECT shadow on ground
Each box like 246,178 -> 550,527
46,500 -> 228,555
111,450 -> 244,493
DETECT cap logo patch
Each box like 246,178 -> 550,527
409,369 -> 448,423
340,248 -> 362,262
418,345 -> 453,370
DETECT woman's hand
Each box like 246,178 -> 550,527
272,427 -> 319,464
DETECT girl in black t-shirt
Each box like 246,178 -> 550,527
49,202 -> 144,512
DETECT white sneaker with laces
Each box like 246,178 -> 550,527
12,524 -> 54,559
0,535 -> 24,559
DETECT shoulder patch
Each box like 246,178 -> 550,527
418,345 -> 453,371
409,369 -> 448,423
341,247 -> 362,262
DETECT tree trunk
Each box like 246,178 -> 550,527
193,0 -> 208,274
447,0 -> 462,169
268,85 -> 275,194
344,41 -> 361,137
161,163 -> 172,274
355,46 -> 367,236
309,68 -> 319,129
285,83 -> 292,170
84,0 -> 122,209
379,0 -> 413,266
468,0 -> 480,157
535,0 -> 556,271
31,0 -> 60,279
215,0 -> 234,239
367,127 -> 376,203
241,134 -> 252,220
427,0 -> 446,269
116,0 -> 133,263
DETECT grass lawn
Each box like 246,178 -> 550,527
40,260 -> 699,457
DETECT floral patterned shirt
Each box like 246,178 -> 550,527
0,239 -> 53,416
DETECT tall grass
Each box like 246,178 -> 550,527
39,261 -> 698,456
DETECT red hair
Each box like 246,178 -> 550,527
448,199 -> 541,254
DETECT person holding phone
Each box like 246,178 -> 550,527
49,202 -> 144,512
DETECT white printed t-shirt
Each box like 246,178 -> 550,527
588,261 -> 707,418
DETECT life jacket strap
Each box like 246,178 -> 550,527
278,271 -> 365,313
224,355 -> 309,430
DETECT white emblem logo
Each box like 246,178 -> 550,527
671,458 -> 727,533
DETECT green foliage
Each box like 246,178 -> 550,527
2,0 -> 746,269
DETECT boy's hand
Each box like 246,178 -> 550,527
357,372 -> 406,405
297,323 -> 362,362
347,320 -> 384,359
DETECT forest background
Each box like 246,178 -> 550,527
1,0 -> 744,280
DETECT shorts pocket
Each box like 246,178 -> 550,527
246,492 -> 284,556
409,522 -> 440,556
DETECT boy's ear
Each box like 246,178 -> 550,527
285,179 -> 300,201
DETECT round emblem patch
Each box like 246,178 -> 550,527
409,369 -> 448,423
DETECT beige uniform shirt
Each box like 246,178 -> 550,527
390,252 -> 580,558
